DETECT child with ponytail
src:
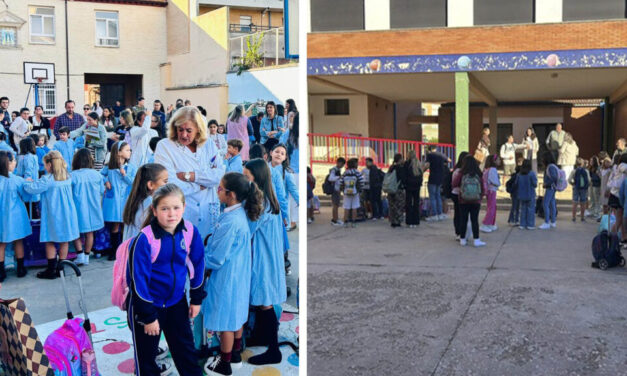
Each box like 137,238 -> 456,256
122,163 -> 168,241
203,172 -> 263,375
101,141 -> 137,260
23,151 -> 80,279
16,137 -> 40,218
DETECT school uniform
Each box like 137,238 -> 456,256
70,169 -> 105,233
23,175 -> 79,242
0,141 -> 15,156
0,174 -> 32,243
225,154 -> 243,174
202,204 -> 251,331
122,196 -> 152,241
52,139 -> 75,171
269,163 -> 291,251
15,154 -> 40,203
127,219 -> 205,376
249,203 -> 287,306
101,163 -> 137,223
36,146 -> 50,173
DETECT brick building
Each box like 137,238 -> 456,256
306,0 -> 627,159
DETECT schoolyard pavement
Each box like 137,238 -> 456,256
308,207 -> 627,376
2,230 -> 300,375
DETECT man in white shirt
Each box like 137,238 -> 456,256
500,135 -> 527,187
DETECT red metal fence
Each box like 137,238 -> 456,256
308,133 -> 456,168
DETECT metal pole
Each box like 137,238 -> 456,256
275,28 -> 279,66
65,0 -> 70,101
34,83 -> 40,107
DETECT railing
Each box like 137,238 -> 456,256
229,23 -> 277,34
308,133 -> 456,168
229,27 -> 291,70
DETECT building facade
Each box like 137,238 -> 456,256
307,0 -> 627,159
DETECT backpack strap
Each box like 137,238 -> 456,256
139,221 -> 195,279
140,225 -> 162,263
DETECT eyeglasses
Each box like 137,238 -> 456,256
83,108 -> 90,111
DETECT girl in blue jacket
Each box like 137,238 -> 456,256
101,141 -> 137,260
23,151 -> 80,280
243,159 -> 286,366
0,151 -> 31,281
16,137 -> 40,218
128,183 -> 206,376
203,172 -> 263,375
70,149 -> 105,266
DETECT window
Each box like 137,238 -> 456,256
240,15 -> 252,32
95,11 -> 118,47
311,0 -> 364,31
37,84 -> 56,116
29,7 -> 55,44
325,99 -> 350,115
0,27 -> 17,47
563,0 -> 625,21
474,0 -> 534,25
390,0 -> 447,28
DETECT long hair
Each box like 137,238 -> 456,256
101,107 -> 115,123
460,155 -> 481,177
244,158 -> 280,215
119,109 -> 134,127
72,148 -> 94,170
484,154 -> 500,169
393,153 -> 403,165
287,112 -> 298,156
564,132 -> 573,144
19,137 -> 36,155
543,151 -> 556,167
271,143 -> 292,178
154,100 -> 165,113
526,127 -> 536,140
151,114 -> 165,138
407,149 -> 421,176
285,98 -> 297,113
141,183 -> 186,229
222,172 -> 263,221
167,106 -> 208,147
520,159 -> 532,175
44,151 -> 69,181
590,155 -> 600,175
108,141 -> 129,169
229,105 -> 243,122
0,151 -> 13,177
455,151 -> 469,170
134,111 -> 146,126
123,163 -> 167,226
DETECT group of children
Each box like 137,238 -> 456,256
0,104 -> 300,376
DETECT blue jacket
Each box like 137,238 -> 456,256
619,178 -> 627,209
543,164 -> 559,189
516,172 -> 537,201
226,154 -> 243,174
128,219 -> 206,324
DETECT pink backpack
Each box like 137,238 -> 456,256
111,220 -> 195,310
44,318 -> 98,376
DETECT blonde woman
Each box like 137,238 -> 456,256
558,132 -> 579,179
23,151 -> 79,279
153,106 -> 225,239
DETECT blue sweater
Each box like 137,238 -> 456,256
128,219 -> 206,324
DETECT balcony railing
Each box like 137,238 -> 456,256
229,23 -> 277,34
229,27 -> 294,70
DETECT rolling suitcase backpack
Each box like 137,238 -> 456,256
591,230 -> 626,270
23,202 -> 47,267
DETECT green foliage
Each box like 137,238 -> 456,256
234,32 -> 265,75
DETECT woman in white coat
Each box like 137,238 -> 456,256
127,110 -> 154,167
153,106 -> 225,239
523,127 -> 540,173
558,132 -> 579,179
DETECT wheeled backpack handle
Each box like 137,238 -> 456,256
57,260 -> 93,343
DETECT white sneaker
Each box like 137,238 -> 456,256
157,361 -> 173,376
331,220 -> 343,226
83,253 -> 89,266
74,253 -> 84,266
307,218 -> 313,224
550,222 -> 556,228
473,239 -> 486,247
460,238 -> 467,246
489,225 -> 498,231
480,225 -> 492,233
439,214 -> 448,220
526,226 -> 535,230
426,216 -> 438,222
518,226 -> 525,230
539,223 -> 551,229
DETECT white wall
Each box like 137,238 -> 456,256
447,0 -> 473,27
227,64 -> 299,107
535,0 -> 563,23
309,94 -> 369,136
364,0 -> 390,30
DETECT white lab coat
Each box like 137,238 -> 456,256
153,138 -> 225,238
127,114 -> 152,167
10,117 -> 32,151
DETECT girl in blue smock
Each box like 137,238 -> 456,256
101,141 -> 137,260
23,151 -> 80,280
0,151 -> 31,281
15,137 -> 40,218
242,159 -> 286,366
202,172 -> 263,375
270,144 -> 299,225
34,134 -> 50,177
70,149 -> 105,266
122,163 -> 169,241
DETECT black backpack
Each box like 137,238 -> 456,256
574,167 -> 589,190
322,168 -> 336,195
506,173 -> 518,195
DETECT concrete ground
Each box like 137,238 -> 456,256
308,207 -> 627,376
2,229 -> 299,375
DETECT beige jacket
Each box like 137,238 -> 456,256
557,141 -> 578,167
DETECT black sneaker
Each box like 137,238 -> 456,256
156,346 -> 168,361
157,361 -> 173,376
231,350 -> 242,370
204,355 -> 232,376
36,268 -> 58,280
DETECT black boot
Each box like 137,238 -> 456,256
108,232 -> 119,261
248,308 -> 282,365
16,258 -> 27,278
0,262 -> 6,282
246,307 -> 269,348
36,258 -> 58,280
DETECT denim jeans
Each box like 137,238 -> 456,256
508,196 -> 520,223
519,199 -> 535,227
543,188 -> 557,223
428,183 -> 442,216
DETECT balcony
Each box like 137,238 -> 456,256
229,26 -> 295,71
229,23 -> 277,34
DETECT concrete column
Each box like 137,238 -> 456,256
364,0 -> 390,30
535,0 -> 562,23
447,0 -> 473,27
455,72 -> 469,159
488,106 -> 498,154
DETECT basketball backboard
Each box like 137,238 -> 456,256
24,62 -> 55,84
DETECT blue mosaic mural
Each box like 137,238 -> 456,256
308,48 -> 627,75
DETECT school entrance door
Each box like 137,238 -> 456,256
533,123 -> 557,169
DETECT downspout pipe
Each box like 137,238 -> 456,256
65,0 -> 70,101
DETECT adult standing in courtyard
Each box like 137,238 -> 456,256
523,127 -> 540,173
612,138 -> 627,160
260,101 -> 285,151
557,132 -> 579,178
425,145 -> 450,221
388,153 -> 406,228
54,100 -> 85,141
545,123 -> 565,165
226,105 -> 250,160
476,126 -> 491,170
153,106 -> 225,238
